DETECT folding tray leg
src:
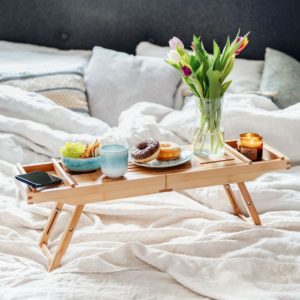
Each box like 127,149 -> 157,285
39,202 -> 64,247
223,183 -> 261,225
237,182 -> 261,225
48,204 -> 84,272
223,184 -> 245,221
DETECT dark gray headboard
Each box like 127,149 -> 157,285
0,0 -> 299,60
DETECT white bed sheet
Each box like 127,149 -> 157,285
1,160 -> 300,299
0,86 -> 300,299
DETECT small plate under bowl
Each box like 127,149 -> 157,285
132,149 -> 193,169
62,156 -> 101,172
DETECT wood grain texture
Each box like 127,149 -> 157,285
17,142 -> 290,205
223,184 -> 242,215
237,182 -> 261,225
48,204 -> 84,271
39,202 -> 64,246
52,159 -> 76,187
224,143 -> 252,164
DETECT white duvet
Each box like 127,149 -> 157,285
0,85 -> 300,299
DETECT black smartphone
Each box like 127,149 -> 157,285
15,171 -> 63,188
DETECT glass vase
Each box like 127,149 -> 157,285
193,97 -> 225,159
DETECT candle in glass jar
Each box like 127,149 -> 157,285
238,133 -> 263,161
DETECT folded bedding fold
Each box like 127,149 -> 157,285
1,85 -> 300,164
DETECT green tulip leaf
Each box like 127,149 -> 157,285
213,40 -> 221,70
195,65 -> 203,79
207,69 -> 222,99
182,76 -> 200,97
220,37 -> 231,68
190,55 -> 200,72
165,60 -> 180,70
221,80 -> 232,94
176,46 -> 186,57
191,77 -> 204,98
220,56 -> 235,82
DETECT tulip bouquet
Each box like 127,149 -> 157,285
166,31 -> 249,158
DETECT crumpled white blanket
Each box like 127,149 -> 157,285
0,86 -> 300,299
1,85 -> 300,165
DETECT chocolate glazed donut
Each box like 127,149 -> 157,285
131,138 -> 160,163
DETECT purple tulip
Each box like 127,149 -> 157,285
169,37 -> 184,50
181,66 -> 192,77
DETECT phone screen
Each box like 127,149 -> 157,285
16,171 -> 62,188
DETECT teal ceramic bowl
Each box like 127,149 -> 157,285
62,156 -> 101,172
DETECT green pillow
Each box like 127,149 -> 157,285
260,48 -> 300,108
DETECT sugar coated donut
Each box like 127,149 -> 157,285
131,138 -> 160,163
157,142 -> 181,161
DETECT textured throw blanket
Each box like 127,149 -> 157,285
0,85 -> 300,299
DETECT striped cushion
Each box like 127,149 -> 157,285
0,70 -> 89,113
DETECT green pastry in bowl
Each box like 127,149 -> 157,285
60,140 -> 101,172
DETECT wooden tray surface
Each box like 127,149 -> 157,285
14,141 -> 290,205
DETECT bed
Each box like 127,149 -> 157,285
0,1 -> 300,299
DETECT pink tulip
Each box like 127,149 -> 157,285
235,36 -> 249,55
181,66 -> 192,77
169,37 -> 184,50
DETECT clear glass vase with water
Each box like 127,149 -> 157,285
193,97 -> 225,159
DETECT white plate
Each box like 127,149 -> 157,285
132,149 -> 193,169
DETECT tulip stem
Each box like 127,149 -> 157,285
193,98 -> 224,158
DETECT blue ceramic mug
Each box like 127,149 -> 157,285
100,144 -> 128,178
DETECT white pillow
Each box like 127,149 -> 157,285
136,41 -> 264,105
136,41 -> 172,58
227,58 -> 264,93
85,46 -> 181,126
0,41 -> 92,113
0,41 -> 91,73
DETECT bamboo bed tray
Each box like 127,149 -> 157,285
14,140 -> 290,271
